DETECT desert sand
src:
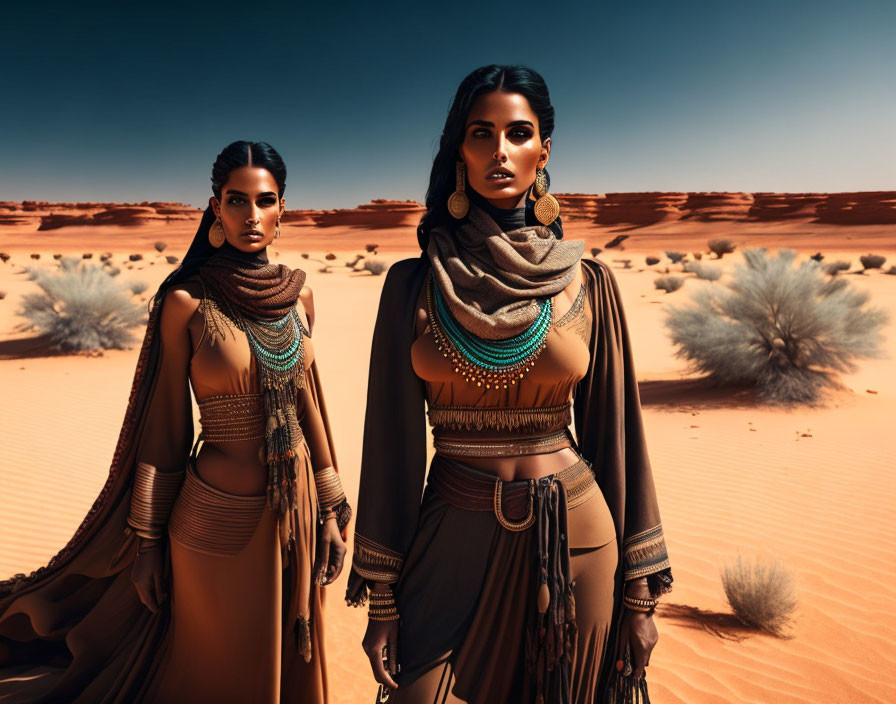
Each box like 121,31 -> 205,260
1,197 -> 894,703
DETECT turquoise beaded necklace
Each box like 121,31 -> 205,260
243,308 -> 307,375
426,274 -> 553,389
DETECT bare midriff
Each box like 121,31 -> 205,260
437,445 -> 581,482
194,440 -> 268,496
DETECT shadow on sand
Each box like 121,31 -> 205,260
638,377 -> 760,410
658,603 -> 754,642
0,334 -> 74,360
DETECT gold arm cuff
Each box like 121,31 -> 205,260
314,465 -> 346,510
352,534 -> 404,585
622,523 -> 671,581
127,462 -> 185,540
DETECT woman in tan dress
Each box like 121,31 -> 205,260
0,141 -> 350,703
347,66 -> 673,703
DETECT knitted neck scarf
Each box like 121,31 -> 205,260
427,204 -> 584,340
199,248 -> 308,514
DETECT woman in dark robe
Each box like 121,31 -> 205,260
0,141 -> 350,703
346,66 -> 673,703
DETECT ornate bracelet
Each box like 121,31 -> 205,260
622,594 -> 658,613
314,466 -> 346,512
127,462 -> 185,540
368,590 -> 400,622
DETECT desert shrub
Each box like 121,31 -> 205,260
721,555 -> 797,637
665,251 -> 686,264
53,253 -> 63,260
129,253 -> 143,262
100,252 -> 113,262
683,261 -> 723,281
363,259 -> 389,276
325,253 -> 337,261
0,291 -> 6,300
30,253 -> 40,260
590,247 -> 602,257
693,252 -> 703,261
129,281 -> 148,295
821,260 -> 850,275
664,248 -> 888,404
645,256 -> 660,266
17,261 -> 146,351
365,244 -> 378,253
301,253 -> 310,259
59,256 -> 82,272
708,238 -> 737,258
810,252 -> 824,262
654,275 -> 684,293
885,265 -> 896,275
165,255 -> 179,265
0,252 -> 10,263
154,241 -> 167,253
860,254 -> 886,271
82,253 -> 93,259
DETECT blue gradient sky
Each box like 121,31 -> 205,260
2,1 -> 893,208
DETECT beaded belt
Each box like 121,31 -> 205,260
433,429 -> 572,458
428,455 -> 599,531
197,393 -> 266,442
427,402 -> 572,434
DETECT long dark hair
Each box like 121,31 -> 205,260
153,141 -> 287,305
417,65 -> 558,250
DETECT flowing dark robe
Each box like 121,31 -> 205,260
0,287 -> 345,703
347,254 -> 672,697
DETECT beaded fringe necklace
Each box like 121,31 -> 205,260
426,273 -> 553,389
200,276 -> 308,515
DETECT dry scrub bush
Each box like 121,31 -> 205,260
886,265 -> 896,276
590,247 -> 602,257
17,261 -> 146,351
810,252 -> 824,262
129,281 -> 149,296
708,238 -> 736,258
31,253 -> 40,260
664,248 -> 888,404
154,241 -> 168,253
53,253 -> 63,260
665,251 -> 686,264
165,255 -> 179,265
0,291 -> 6,300
82,253 -> 93,259
693,252 -> 703,261
683,261 -> 723,281
860,254 -> 886,271
363,259 -> 389,276
0,253 -> 10,263
822,260 -> 850,275
721,555 -> 797,637
129,253 -> 143,262
365,244 -> 378,253
645,256 -> 660,266
654,275 -> 684,293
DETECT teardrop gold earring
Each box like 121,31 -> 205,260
275,221 -> 281,239
447,162 -> 469,219
209,218 -> 226,248
533,168 -> 560,225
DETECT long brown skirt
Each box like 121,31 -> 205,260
391,454 -> 619,704
139,458 -> 327,704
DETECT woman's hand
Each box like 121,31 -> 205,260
616,578 -> 658,677
363,614 -> 400,692
313,516 -> 346,586
131,542 -> 167,613
616,609 -> 658,677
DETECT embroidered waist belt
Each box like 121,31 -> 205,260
427,402 -> 572,434
433,429 -> 572,458
428,454 -> 598,529
197,393 -> 266,442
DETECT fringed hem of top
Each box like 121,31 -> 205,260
427,403 -> 572,434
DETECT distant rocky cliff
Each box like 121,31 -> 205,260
2,192 -> 894,231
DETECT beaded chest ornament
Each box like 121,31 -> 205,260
425,274 -> 553,389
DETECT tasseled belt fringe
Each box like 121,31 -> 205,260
427,402 -> 572,434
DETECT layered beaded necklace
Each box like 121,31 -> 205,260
243,308 -> 307,376
426,274 -> 553,389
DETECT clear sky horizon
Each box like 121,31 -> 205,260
2,0 -> 894,209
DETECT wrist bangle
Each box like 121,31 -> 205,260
368,589 -> 400,621
128,462 -> 185,540
623,594 -> 658,613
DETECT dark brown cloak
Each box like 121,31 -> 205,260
347,255 -> 672,697
0,285 -> 345,703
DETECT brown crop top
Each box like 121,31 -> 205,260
135,278 -> 333,474
410,269 -> 592,436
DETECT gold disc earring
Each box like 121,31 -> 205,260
447,162 -> 469,219
209,218 -> 226,248
533,168 -> 560,225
